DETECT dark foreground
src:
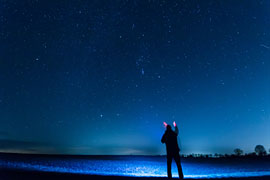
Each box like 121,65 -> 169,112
1,169 -> 270,180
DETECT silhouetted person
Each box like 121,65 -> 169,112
161,122 -> 184,179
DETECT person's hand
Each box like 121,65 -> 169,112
163,122 -> 168,128
173,121 -> 176,127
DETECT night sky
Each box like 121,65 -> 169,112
0,0 -> 269,155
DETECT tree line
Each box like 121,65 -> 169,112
233,145 -> 269,156
182,145 -> 270,158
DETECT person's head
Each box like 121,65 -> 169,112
166,125 -> 172,131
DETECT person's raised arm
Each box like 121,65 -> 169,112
173,121 -> 179,135
161,122 -> 168,143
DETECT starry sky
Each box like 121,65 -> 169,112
0,0 -> 269,155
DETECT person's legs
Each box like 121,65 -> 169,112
167,155 -> 173,179
174,154 -> 184,179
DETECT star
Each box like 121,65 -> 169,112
141,68 -> 144,75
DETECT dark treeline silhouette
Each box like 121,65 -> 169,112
180,144 -> 270,158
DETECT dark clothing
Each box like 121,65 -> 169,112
161,126 -> 180,155
161,126 -> 184,179
167,153 -> 184,179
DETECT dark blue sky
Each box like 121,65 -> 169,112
0,0 -> 269,155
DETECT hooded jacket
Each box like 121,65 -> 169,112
161,126 -> 180,155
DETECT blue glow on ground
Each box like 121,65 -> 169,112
1,157 -> 270,178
